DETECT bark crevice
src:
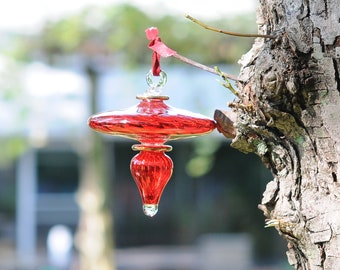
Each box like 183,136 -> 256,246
332,59 -> 340,94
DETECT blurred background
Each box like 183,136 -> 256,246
0,0 -> 292,269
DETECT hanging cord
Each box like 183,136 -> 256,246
145,27 -> 237,81
146,27 -> 176,76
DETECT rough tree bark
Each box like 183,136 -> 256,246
216,0 -> 340,269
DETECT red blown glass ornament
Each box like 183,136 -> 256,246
88,71 -> 216,217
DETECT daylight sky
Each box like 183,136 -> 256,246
0,0 -> 257,32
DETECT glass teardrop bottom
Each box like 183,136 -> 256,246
131,149 -> 173,217
143,204 -> 158,217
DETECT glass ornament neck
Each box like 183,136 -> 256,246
137,70 -> 168,99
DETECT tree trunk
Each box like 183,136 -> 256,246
75,66 -> 115,270
216,0 -> 340,269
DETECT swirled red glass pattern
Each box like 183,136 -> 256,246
88,97 -> 216,143
130,150 -> 173,215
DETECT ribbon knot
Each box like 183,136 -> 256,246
145,27 -> 176,76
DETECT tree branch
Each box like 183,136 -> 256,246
172,52 -> 238,81
185,15 -> 275,39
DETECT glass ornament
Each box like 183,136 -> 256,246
88,71 -> 216,217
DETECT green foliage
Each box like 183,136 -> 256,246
0,137 -> 27,169
7,4 -> 257,67
42,15 -> 87,53
186,137 -> 221,178
0,57 -> 28,168
0,56 -> 22,99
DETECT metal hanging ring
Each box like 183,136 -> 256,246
146,70 -> 167,89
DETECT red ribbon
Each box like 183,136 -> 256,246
145,27 -> 176,76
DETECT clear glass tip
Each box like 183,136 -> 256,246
143,204 -> 158,217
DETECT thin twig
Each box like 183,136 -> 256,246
172,53 -> 238,81
214,66 -> 239,96
185,14 -> 275,39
